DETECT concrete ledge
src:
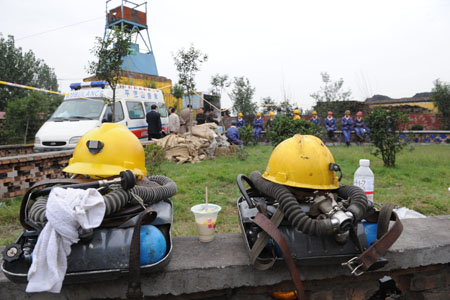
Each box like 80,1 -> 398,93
1,216 -> 449,299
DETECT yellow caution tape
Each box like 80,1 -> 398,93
0,80 -> 68,96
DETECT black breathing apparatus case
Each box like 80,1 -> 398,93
238,197 -> 370,266
1,179 -> 174,285
235,172 -> 380,269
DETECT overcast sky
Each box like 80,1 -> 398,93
1,0 -> 450,111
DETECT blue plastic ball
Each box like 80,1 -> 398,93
362,222 -> 378,247
140,225 -> 167,265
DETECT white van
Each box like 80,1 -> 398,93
34,81 -> 169,152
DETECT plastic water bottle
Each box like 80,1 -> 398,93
354,159 -> 374,203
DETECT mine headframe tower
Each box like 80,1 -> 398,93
104,0 -> 158,76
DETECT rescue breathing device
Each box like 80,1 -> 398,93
237,135 -> 403,299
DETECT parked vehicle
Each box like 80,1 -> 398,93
34,81 -> 169,152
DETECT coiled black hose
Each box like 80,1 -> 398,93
336,185 -> 368,221
131,175 -> 178,206
249,171 -> 368,236
28,175 -> 177,225
28,198 -> 47,226
250,171 -> 334,236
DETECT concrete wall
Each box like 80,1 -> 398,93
1,216 -> 449,299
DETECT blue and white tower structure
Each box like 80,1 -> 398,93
104,0 -> 158,76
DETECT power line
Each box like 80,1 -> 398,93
16,17 -> 104,41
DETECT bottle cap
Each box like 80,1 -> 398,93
359,159 -> 370,167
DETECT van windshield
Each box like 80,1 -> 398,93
50,99 -> 105,120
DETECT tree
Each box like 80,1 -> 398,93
210,74 -> 230,97
231,77 -> 257,121
0,35 -> 60,111
366,107 -> 409,167
260,96 -> 276,115
171,83 -> 185,99
5,92 -> 56,144
173,45 -> 208,107
87,27 -> 133,122
267,115 -> 319,147
279,99 -> 294,117
432,79 -> 450,130
310,72 -> 352,103
311,72 -> 358,122
170,83 -> 185,111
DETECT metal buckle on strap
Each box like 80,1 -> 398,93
342,257 -> 365,276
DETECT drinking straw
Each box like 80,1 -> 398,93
205,186 -> 208,210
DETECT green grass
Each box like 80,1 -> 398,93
330,144 -> 450,215
1,144 -> 449,245
160,144 -> 450,236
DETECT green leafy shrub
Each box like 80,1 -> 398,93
267,115 -> 320,147
410,124 -> 424,130
144,144 -> 166,175
239,125 -> 256,146
367,107 -> 409,167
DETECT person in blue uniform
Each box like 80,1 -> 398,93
324,111 -> 336,143
309,111 -> 321,126
341,110 -> 353,146
253,113 -> 264,139
226,121 -> 243,145
353,111 -> 365,144
236,112 -> 245,128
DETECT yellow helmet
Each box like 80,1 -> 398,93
312,111 -> 317,115
294,109 -> 300,115
63,123 -> 147,178
269,111 -> 274,116
263,135 -> 339,190
256,112 -> 261,117
238,112 -> 243,117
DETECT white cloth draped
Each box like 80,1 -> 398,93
26,187 -> 105,293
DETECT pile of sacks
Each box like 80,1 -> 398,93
154,123 -> 236,164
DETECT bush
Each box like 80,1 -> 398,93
267,115 -> 320,147
410,124 -> 424,130
367,107 -> 409,167
144,144 -> 166,175
239,125 -> 256,146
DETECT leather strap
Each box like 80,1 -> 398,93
127,207 -> 157,300
20,178 -> 90,230
253,213 -> 306,300
249,208 -> 284,270
358,204 -> 403,271
344,204 -> 403,275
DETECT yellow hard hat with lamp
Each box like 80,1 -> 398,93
63,123 -> 147,178
262,135 -> 339,190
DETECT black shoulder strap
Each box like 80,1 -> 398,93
127,207 -> 157,300
252,212 -> 306,300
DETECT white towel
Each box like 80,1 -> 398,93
26,187 -> 105,293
